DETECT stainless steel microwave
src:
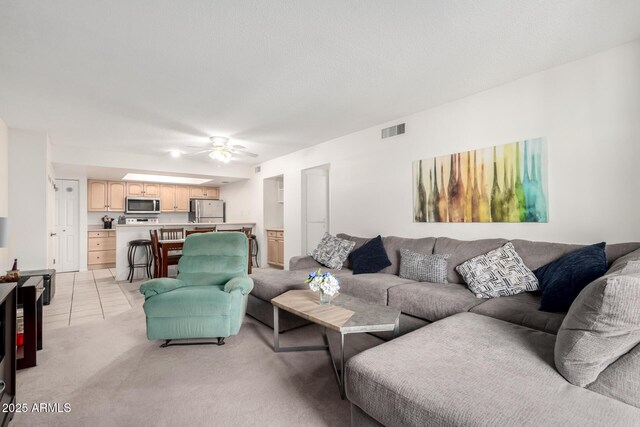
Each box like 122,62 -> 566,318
125,197 -> 161,214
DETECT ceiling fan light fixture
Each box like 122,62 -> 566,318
209,150 -> 232,163
210,136 -> 229,145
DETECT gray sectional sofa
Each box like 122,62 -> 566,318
247,234 -> 640,426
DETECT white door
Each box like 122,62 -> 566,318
302,167 -> 330,254
55,179 -> 80,272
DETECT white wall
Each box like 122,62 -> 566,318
8,129 -> 49,270
0,118 -> 8,270
222,40 -> 640,268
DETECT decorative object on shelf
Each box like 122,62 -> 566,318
306,269 -> 340,305
413,138 -> 548,223
102,215 -> 115,229
2,258 -> 20,282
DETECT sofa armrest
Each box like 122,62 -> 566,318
139,278 -> 187,298
224,276 -> 254,295
289,255 -> 324,271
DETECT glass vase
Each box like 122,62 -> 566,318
319,291 -> 331,305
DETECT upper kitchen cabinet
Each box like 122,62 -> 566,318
189,186 -> 219,199
88,180 -> 126,212
159,185 -> 190,212
126,182 -> 160,197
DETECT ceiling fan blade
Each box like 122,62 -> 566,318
234,151 -> 259,158
187,144 -> 212,148
231,144 -> 246,150
185,149 -> 212,156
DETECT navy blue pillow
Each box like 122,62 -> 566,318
349,235 -> 391,275
535,242 -> 607,313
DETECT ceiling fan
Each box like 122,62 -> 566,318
188,136 -> 258,163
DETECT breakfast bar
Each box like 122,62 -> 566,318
114,222 -> 256,281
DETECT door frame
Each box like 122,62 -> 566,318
301,164 -> 330,255
55,178 -> 80,272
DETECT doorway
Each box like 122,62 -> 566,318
55,179 -> 80,272
301,165 -> 330,255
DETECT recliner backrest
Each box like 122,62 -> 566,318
177,232 -> 248,287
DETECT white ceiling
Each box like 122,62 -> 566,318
1,0 -> 640,166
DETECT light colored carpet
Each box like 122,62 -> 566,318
14,285 -> 384,426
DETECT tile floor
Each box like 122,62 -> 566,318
43,268 -> 135,330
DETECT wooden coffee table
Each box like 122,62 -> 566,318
271,290 -> 401,399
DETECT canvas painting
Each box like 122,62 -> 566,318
413,138 -> 548,223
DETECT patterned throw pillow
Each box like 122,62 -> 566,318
456,242 -> 539,298
311,233 -> 356,270
399,249 -> 450,283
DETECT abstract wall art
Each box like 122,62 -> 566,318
413,138 -> 548,223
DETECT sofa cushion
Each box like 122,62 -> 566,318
587,343 -> 640,408
338,274 -> 415,305
336,233 -> 371,268
433,237 -> 508,284
349,235 -> 392,275
536,242 -> 607,312
470,292 -> 565,334
456,242 -> 539,298
609,247 -> 640,274
346,313 -> 640,427
399,249 -> 449,283
388,282 -> 483,322
605,243 -> 640,266
250,269 -> 351,302
510,239 -> 584,271
380,236 -> 436,275
555,262 -> 640,389
311,233 -> 355,270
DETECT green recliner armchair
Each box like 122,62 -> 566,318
139,232 -> 254,346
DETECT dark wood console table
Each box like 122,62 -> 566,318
0,284 -> 17,426
17,277 -> 43,370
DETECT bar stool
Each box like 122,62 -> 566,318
250,234 -> 259,267
127,239 -> 152,283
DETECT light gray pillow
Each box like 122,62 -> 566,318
455,242 -> 539,298
555,261 -> 640,389
311,233 -> 356,270
399,249 -> 450,283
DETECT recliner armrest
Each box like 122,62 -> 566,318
224,276 -> 254,295
139,278 -> 188,298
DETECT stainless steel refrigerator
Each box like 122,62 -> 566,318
188,199 -> 225,223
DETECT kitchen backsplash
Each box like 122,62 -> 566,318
87,212 -> 189,225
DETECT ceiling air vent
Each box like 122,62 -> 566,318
381,123 -> 405,139
254,166 -> 261,173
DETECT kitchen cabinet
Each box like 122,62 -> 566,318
266,229 -> 284,268
159,185 -> 191,212
88,180 -> 126,212
190,186 -> 219,199
126,182 -> 160,197
87,230 -> 116,269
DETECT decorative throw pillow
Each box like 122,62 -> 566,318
455,242 -> 539,298
555,262 -> 640,389
311,233 -> 356,270
399,249 -> 450,283
535,242 -> 607,312
349,235 -> 392,275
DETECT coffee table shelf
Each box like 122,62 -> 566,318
271,290 -> 400,399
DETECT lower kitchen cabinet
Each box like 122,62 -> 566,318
266,229 -> 284,269
88,230 -> 116,269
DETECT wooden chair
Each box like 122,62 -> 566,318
185,228 -> 216,236
195,226 -> 217,231
160,227 -> 184,240
150,229 -> 180,278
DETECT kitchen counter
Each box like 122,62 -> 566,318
115,221 -> 255,228
265,227 -> 284,231
114,221 -> 257,281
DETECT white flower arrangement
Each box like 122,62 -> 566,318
306,269 -> 340,296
